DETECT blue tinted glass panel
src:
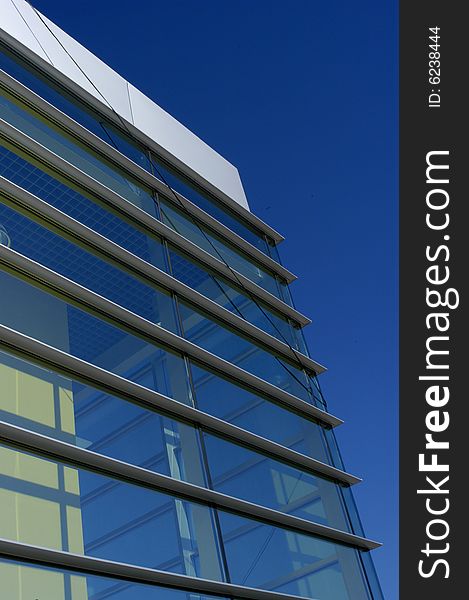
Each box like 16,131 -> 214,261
160,200 -> 284,299
267,240 -> 282,263
217,510 -> 373,598
203,433 -> 355,532
341,486 -> 367,538
99,121 -> 153,173
0,270 -> 192,406
0,349 -> 357,533
168,244 -> 301,349
0,445 -> 226,581
149,152 -> 270,253
0,144 -> 308,357
0,350 -> 208,487
0,558 -> 226,600
295,326 -> 310,356
0,445 -> 375,598
0,146 -> 167,270
0,202 -> 178,333
0,199 -> 316,407
0,146 -> 305,354
324,427 -> 347,472
0,93 -> 157,215
178,300 -> 316,404
190,361 -> 338,467
279,280 -> 296,307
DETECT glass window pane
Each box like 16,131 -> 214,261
0,557 -> 226,600
203,432 -> 355,532
0,146 -> 307,355
0,350 -> 208,487
267,241 -> 282,263
0,92 -> 157,216
0,349 -> 357,534
0,146 -> 167,270
217,511 -> 374,599
294,326 -> 310,356
189,361 -> 338,468
149,151 -> 270,253
168,244 -> 303,350
278,279 -> 296,307
178,300 -> 316,405
0,202 -> 178,333
0,445 -> 226,581
0,270 -> 193,406
0,445 -> 374,598
160,200 -> 284,299
324,426 -> 347,471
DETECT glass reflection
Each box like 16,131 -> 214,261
0,350 -> 357,535
168,244 -> 305,351
190,361 -> 336,464
0,445 -> 376,598
203,432 -> 354,532
0,270 -> 192,406
0,93 -> 157,217
0,557 -> 225,600
0,145 -> 167,270
160,199 -> 284,299
148,150 -> 270,254
217,511 -> 374,599
0,145 -> 307,352
0,446 -> 226,581
0,48 -> 152,174
0,202 -> 178,333
0,350 -> 207,488
178,300 -> 316,405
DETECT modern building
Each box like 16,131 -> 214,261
0,2 -> 383,599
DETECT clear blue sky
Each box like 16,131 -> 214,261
32,1 -> 398,598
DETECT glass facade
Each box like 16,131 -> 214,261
0,143 -> 306,352
0,21 -> 382,600
0,444 -> 375,597
0,200 -> 317,406
0,350 -> 356,533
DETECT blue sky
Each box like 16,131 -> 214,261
32,1 -> 399,597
